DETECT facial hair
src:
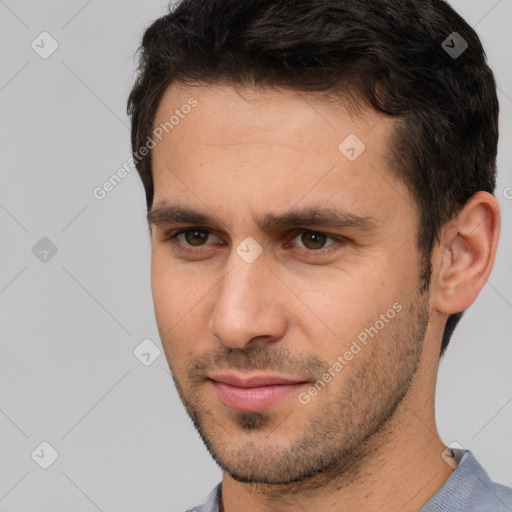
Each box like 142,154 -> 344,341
166,288 -> 429,492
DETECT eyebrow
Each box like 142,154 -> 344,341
147,203 -> 379,233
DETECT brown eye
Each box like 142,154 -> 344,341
299,231 -> 328,250
287,229 -> 347,258
183,229 -> 210,246
169,229 -> 222,248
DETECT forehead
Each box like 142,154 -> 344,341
150,82 -> 415,228
153,82 -> 389,148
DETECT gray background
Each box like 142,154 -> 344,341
0,1 -> 511,510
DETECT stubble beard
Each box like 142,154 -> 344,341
167,289 -> 430,491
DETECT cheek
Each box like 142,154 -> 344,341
150,253 -> 213,360
151,250 -> 201,324
151,261 -> 180,330
291,262 -> 406,350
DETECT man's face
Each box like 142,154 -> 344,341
150,84 -> 430,485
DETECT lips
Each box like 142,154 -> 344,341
208,373 -> 310,412
209,373 -> 308,388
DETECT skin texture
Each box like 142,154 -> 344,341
149,83 -> 500,511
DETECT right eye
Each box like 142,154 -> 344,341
164,228 -> 223,250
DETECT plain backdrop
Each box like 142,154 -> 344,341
0,1 -> 511,510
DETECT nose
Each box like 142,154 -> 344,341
208,247 -> 288,349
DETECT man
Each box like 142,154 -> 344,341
127,0 -> 512,510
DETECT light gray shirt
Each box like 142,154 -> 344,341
186,450 -> 512,511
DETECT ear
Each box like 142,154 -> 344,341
432,191 -> 500,315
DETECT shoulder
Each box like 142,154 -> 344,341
421,451 -> 512,512
184,482 -> 222,512
488,481 -> 512,511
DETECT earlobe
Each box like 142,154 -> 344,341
433,191 -> 500,315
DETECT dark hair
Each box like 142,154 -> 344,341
127,0 -> 499,356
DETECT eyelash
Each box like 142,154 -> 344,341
163,228 -> 347,257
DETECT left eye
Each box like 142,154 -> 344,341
289,230 -> 338,251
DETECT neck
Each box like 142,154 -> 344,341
220,366 -> 454,511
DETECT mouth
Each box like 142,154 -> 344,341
208,372 -> 310,412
